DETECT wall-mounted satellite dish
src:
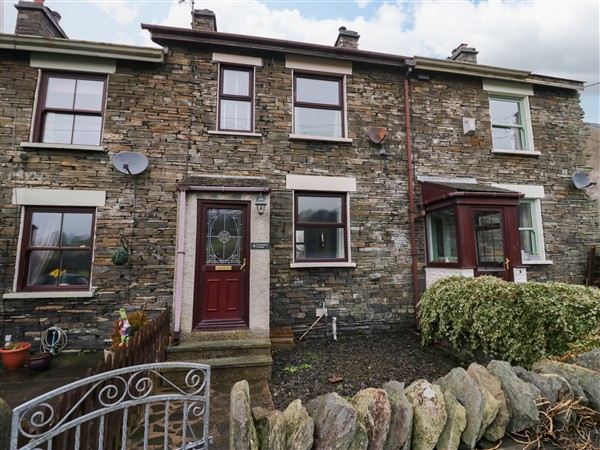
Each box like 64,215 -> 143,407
572,172 -> 597,189
368,127 -> 388,144
112,152 -> 149,175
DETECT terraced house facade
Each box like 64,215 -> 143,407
1,1 -> 597,352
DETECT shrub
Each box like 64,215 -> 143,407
419,276 -> 600,367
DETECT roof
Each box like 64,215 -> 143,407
421,181 -> 523,206
0,33 -> 164,63
141,24 -> 411,69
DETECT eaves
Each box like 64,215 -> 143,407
141,24 -> 410,69
414,56 -> 584,91
0,33 -> 164,63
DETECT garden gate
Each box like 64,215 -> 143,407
10,362 -> 211,450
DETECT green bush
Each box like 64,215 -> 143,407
419,276 -> 600,367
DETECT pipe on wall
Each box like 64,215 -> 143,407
404,66 -> 420,315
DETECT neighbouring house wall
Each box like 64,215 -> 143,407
585,123 -> 600,221
409,73 -> 598,284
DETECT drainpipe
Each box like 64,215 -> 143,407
173,185 -> 188,343
404,61 -> 420,316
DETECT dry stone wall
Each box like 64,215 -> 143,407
232,350 -> 600,450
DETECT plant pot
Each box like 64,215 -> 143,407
26,352 -> 53,371
0,342 -> 32,370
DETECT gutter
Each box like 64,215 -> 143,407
0,33 -> 164,63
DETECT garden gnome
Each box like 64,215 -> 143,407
118,308 -> 131,347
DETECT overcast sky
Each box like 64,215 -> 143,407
2,0 -> 598,123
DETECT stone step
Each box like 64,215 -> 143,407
162,354 -> 273,385
270,326 -> 295,350
166,338 -> 271,360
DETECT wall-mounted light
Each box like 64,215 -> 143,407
255,192 -> 267,215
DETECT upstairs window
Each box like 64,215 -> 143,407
19,207 -> 95,291
489,96 -> 529,151
294,74 -> 344,138
34,72 -> 107,146
294,192 -> 348,262
218,66 -> 253,132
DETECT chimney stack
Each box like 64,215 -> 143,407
191,9 -> 217,32
14,0 -> 68,38
335,26 -> 360,49
448,43 -> 478,64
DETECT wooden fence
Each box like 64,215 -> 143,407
15,308 -> 172,449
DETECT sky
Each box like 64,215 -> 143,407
1,0 -> 598,123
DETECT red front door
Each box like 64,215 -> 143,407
193,202 -> 249,330
472,209 -> 513,281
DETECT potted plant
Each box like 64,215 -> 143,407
26,351 -> 53,371
0,342 -> 32,369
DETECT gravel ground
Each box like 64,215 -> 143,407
270,330 -> 472,410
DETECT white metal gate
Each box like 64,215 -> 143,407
10,362 -> 211,450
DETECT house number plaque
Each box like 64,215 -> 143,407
251,243 -> 270,250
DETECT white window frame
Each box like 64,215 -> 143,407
4,188 -> 105,299
483,80 -> 538,156
286,175 -> 356,268
492,184 -> 552,265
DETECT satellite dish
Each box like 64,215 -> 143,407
368,127 -> 388,144
572,172 -> 596,189
112,152 -> 149,175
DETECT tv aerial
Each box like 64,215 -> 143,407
112,152 -> 149,175
368,127 -> 389,156
572,172 -> 597,190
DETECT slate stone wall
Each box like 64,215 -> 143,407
1,42 -> 597,349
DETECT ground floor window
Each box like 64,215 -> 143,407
19,207 -> 95,291
294,192 -> 347,262
427,208 -> 458,263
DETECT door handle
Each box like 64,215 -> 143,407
505,257 -> 510,270
240,258 -> 246,271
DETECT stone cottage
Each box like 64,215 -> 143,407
1,1 -> 597,371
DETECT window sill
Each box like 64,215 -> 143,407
522,260 -> 553,265
492,148 -> 540,157
291,262 -> 356,269
20,142 -> 105,152
207,130 -> 262,137
3,289 -> 96,299
289,134 -> 353,144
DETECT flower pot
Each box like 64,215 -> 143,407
0,342 -> 32,369
26,352 -> 53,371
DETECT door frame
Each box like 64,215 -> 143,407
192,200 -> 251,331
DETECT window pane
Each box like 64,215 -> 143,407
294,107 -> 342,138
30,212 -> 62,246
520,230 -> 536,256
27,250 -> 61,286
474,211 -> 505,268
74,79 -> 104,111
206,209 -> 243,264
45,77 -> 76,109
296,77 -> 340,105
427,209 -> 457,262
518,203 -> 533,228
298,196 -> 342,223
62,213 -> 93,246
60,250 -> 92,284
222,69 -> 250,96
72,115 -> 102,145
490,98 -> 522,126
42,113 -> 74,144
296,227 -> 345,260
220,99 -> 251,131
492,126 -> 523,151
